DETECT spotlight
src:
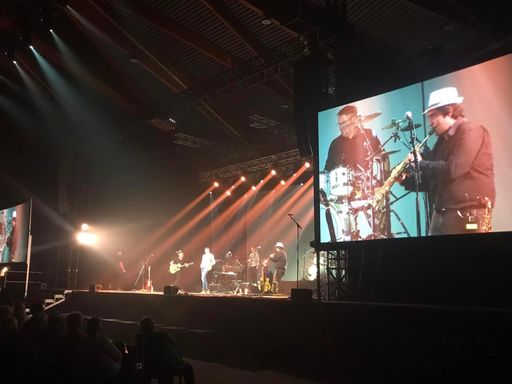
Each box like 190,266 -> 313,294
271,169 -> 277,175
305,162 -> 311,168
213,181 -> 219,187
251,186 -> 256,191
12,60 -> 17,65
81,223 -> 89,231
76,231 -> 97,245
29,45 -> 34,50
280,180 -> 286,185
226,191 -> 231,196
49,29 -> 54,33
240,176 -> 246,182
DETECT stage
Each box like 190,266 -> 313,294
43,288 -> 512,383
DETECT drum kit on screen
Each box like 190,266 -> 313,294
320,112 -> 423,242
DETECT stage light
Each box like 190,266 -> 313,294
226,191 -> 231,196
12,60 -> 17,65
29,45 -> 34,50
305,162 -> 311,168
240,176 -> 246,182
271,169 -> 277,175
76,231 -> 97,245
213,181 -> 219,187
251,186 -> 256,191
81,223 -> 89,231
49,29 -> 54,33
280,180 -> 286,185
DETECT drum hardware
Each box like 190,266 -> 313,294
400,123 -> 422,132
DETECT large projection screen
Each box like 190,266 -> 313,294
0,201 -> 31,263
316,53 -> 512,245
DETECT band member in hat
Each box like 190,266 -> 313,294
169,249 -> 192,287
264,242 -> 287,292
402,86 -> 495,235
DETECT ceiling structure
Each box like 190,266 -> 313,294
1,0 -> 511,185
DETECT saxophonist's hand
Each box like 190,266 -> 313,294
407,151 -> 423,163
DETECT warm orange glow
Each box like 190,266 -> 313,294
240,176 -> 246,181
305,162 -> 311,168
271,169 -> 277,175
251,185 -> 256,191
226,190 -> 231,196
213,181 -> 219,187
132,185 -> 213,257
280,180 -> 285,185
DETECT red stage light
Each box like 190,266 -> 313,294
213,181 -> 219,187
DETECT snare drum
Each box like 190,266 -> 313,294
329,166 -> 354,197
319,171 -> 330,196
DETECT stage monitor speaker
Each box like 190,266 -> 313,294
164,285 -> 179,296
89,283 -> 102,292
291,288 -> 313,302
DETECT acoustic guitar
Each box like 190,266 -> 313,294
169,262 -> 194,274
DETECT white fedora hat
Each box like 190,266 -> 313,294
423,87 -> 464,114
275,241 -> 284,248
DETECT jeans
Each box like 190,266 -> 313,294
200,268 -> 209,291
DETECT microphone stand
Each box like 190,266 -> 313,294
407,116 -> 422,237
288,214 -> 303,288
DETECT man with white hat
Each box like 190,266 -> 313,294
402,86 -> 495,235
263,242 -> 288,293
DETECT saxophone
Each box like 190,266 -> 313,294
478,196 -> 493,232
372,130 -> 434,208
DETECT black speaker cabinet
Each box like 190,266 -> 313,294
164,285 -> 179,296
291,288 -> 313,302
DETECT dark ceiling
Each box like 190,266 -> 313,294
1,0 -> 511,186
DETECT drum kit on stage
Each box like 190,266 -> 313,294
320,112 -> 422,242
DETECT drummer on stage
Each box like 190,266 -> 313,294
324,104 -> 381,174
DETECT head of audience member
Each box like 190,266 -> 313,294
66,311 -> 84,334
140,315 -> 155,334
86,316 -> 102,336
13,302 -> 26,325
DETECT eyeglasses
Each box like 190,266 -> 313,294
337,116 -> 357,129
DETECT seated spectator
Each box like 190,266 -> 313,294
83,316 -> 122,383
63,311 -> 87,383
136,315 -> 195,384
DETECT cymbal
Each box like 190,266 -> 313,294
367,149 -> 400,160
400,123 -> 422,132
375,149 -> 400,157
359,112 -> 382,124
381,119 -> 405,130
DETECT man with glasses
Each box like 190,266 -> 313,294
324,105 -> 381,173
321,105 -> 384,241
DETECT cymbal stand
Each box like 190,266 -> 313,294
407,116 -> 422,236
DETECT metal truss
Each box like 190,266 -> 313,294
173,132 -> 215,148
198,149 -> 302,182
249,114 -> 292,135
326,249 -> 349,300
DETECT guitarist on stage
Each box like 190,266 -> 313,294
169,249 -> 193,287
